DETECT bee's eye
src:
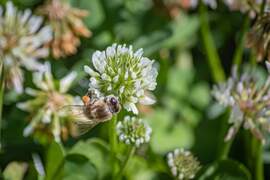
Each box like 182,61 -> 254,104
110,97 -> 118,106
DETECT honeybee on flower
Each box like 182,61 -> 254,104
84,43 -> 158,115
62,89 -> 121,135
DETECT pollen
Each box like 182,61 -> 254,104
82,95 -> 90,105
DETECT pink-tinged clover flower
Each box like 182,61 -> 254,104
17,62 -> 79,142
38,0 -> 91,58
213,63 -> 270,143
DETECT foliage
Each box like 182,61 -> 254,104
0,0 -> 270,180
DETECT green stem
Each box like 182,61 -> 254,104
260,0 -> 266,15
243,131 -> 264,180
199,1 -> 225,83
0,62 -> 5,151
199,1 -> 230,160
249,50 -> 257,66
251,135 -> 264,180
217,111 -> 233,160
116,146 -> 135,180
218,139 -> 233,160
110,115 -> 118,179
233,15 -> 250,66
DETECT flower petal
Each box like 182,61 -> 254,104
60,71 -> 77,93
139,95 -> 156,105
124,102 -> 138,114
84,65 -> 99,77
92,51 -> 106,73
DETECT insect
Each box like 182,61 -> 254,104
62,90 -> 121,135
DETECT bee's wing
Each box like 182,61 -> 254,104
59,105 -> 98,136
73,118 -> 99,136
59,105 -> 85,116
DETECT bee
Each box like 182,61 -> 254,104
62,90 -> 121,135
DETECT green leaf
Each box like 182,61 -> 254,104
114,21 -> 140,41
189,82 -> 210,109
24,163 -> 39,180
68,138 -> 111,180
198,159 -> 252,180
147,109 -> 194,154
69,0 -> 105,29
14,0 -> 42,8
133,29 -> 170,56
63,154 -> 97,180
125,156 -> 155,180
166,67 -> 194,98
45,141 -> 65,180
133,14 -> 199,56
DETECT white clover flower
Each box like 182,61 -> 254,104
212,63 -> 270,143
84,44 -> 158,114
0,1 -> 52,93
167,148 -> 201,180
17,62 -> 78,142
116,116 -> 152,147
212,67 -> 237,106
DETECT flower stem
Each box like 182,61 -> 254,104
217,112 -> 233,159
243,131 -> 264,180
116,146 -> 135,180
0,62 -> 5,151
199,1 -> 231,160
218,139 -> 233,160
251,135 -> 264,180
250,50 -> 257,66
110,115 -> 118,178
233,15 -> 250,66
199,1 -> 225,83
260,0 -> 266,15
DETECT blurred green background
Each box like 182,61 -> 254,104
1,0 -> 270,179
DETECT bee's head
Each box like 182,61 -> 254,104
106,96 -> 121,114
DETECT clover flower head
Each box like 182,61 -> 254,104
17,62 -> 79,142
212,67 -> 236,107
84,43 -> 158,114
116,116 -> 152,147
187,0 -> 217,9
163,0 -> 217,11
223,0 -> 270,17
212,63 -> 270,143
0,1 -> 52,93
247,12 -> 270,61
167,148 -> 201,180
38,0 -> 91,58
